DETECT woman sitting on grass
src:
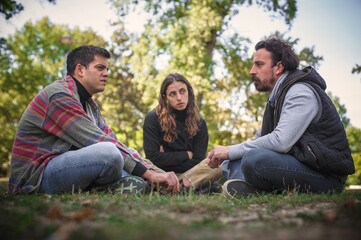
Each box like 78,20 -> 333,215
143,73 -> 223,194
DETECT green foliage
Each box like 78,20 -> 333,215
346,126 -> 361,185
0,17 -> 107,176
0,0 -> 56,20
328,91 -> 350,128
97,24 -> 152,150
347,153 -> 361,185
352,63 -> 361,74
0,0 -> 24,20
352,63 -> 361,82
347,126 -> 361,153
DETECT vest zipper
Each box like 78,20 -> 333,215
307,144 -> 319,170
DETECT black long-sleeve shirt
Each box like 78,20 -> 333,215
143,109 -> 208,173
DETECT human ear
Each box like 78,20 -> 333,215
276,61 -> 284,75
74,64 -> 85,77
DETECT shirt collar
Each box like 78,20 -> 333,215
71,76 -> 92,105
268,71 -> 289,107
172,108 -> 187,119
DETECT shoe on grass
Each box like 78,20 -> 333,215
111,176 -> 149,195
195,182 -> 223,195
179,179 -> 190,194
223,179 -> 260,198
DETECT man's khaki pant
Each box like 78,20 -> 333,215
143,158 -> 223,189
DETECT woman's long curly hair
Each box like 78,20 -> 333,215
156,73 -> 201,143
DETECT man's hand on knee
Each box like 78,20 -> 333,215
142,170 -> 180,194
207,145 -> 230,168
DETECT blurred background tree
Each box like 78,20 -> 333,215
346,126 -> 361,185
352,64 -> 361,74
0,0 -> 56,20
97,24 -> 152,151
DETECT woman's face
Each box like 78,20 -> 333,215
165,81 -> 189,111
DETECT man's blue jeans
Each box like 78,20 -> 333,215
222,148 -> 344,193
39,142 -> 130,193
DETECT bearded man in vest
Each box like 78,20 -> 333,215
207,38 -> 355,198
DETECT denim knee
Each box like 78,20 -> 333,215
241,149 -> 269,177
92,142 -> 124,171
222,160 -> 245,180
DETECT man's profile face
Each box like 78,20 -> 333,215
78,55 -> 109,95
249,48 -> 278,93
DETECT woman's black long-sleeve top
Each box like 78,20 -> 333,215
143,109 -> 209,173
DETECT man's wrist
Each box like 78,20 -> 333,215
131,162 -> 148,177
142,169 -> 154,181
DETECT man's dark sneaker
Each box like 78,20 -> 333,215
223,179 -> 260,198
195,183 -> 223,195
111,176 -> 149,195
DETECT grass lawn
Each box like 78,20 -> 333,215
0,178 -> 360,240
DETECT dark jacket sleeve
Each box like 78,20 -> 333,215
143,110 -> 189,171
169,118 -> 209,173
191,118 -> 208,162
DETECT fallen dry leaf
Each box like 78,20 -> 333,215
323,209 -> 338,223
49,222 -> 76,240
341,198 -> 357,210
81,199 -> 99,206
49,205 -> 63,220
67,208 -> 95,221
48,206 -> 95,221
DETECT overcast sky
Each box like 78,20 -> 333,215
1,0 -> 360,128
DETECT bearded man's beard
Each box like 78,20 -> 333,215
252,75 -> 275,92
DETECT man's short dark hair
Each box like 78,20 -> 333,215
255,38 -> 299,72
66,45 -> 111,76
